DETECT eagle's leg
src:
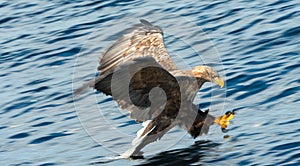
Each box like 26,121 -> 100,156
179,108 -> 235,139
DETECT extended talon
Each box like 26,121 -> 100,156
214,110 -> 235,132
221,128 -> 228,133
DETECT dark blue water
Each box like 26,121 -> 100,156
1,0 -> 300,165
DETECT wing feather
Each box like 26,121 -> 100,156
98,19 -> 177,75
95,56 -> 179,122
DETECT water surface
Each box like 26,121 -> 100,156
1,0 -> 300,165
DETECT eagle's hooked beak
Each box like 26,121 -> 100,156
213,77 -> 225,88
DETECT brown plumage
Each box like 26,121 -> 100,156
97,19 -> 177,75
75,20 -> 230,157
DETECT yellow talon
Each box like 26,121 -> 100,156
214,110 -> 235,132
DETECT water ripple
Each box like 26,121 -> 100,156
270,142 -> 300,151
29,132 -> 73,144
31,122 -> 55,127
9,132 -> 31,139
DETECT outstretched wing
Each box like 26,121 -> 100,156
98,19 -> 177,76
95,56 -> 180,122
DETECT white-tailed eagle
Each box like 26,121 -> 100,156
75,19 -> 234,158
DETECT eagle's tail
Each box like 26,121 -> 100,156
74,73 -> 113,96
121,119 -> 173,158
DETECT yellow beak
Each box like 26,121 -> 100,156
213,77 -> 225,88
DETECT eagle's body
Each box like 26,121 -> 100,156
76,19 -> 233,158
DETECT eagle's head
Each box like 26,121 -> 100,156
191,66 -> 224,88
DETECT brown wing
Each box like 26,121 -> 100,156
94,56 -> 180,122
98,19 -> 177,76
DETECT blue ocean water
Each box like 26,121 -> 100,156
1,0 -> 300,165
